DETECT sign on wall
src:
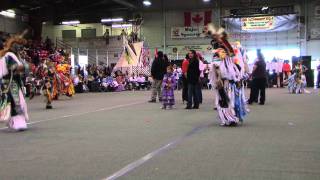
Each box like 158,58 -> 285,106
167,45 -> 213,61
224,14 -> 297,33
241,16 -> 275,30
171,26 -> 206,39
229,33 -> 252,40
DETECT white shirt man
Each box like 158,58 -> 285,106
129,75 -> 137,82
137,75 -> 146,83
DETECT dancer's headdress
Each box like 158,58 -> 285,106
205,24 -> 234,57
0,29 -> 28,57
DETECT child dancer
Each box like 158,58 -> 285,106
162,65 -> 176,110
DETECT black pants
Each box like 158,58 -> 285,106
249,78 -> 266,104
196,81 -> 203,104
187,83 -> 200,108
317,72 -> 320,88
182,76 -> 188,102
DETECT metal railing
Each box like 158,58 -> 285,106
55,36 -> 125,66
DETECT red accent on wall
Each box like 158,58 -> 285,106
184,12 -> 191,27
204,11 -> 212,25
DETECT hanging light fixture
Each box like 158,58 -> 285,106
0,9 -> 16,18
101,18 -> 123,23
112,24 -> 132,28
143,0 -> 151,6
61,20 -> 80,25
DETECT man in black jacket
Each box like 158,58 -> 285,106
149,51 -> 168,103
186,50 -> 201,109
248,49 -> 267,105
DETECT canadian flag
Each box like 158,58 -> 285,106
184,10 -> 212,27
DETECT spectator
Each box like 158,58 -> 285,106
181,54 -> 189,103
137,74 -> 147,90
186,50 -> 200,109
149,51 -> 168,102
317,63 -> 320,88
248,49 -> 267,105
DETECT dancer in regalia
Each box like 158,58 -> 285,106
287,60 -> 308,94
162,65 -> 176,110
43,61 -> 58,109
0,31 -> 29,131
206,25 -> 249,126
56,62 -> 75,98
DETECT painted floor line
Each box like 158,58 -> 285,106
0,101 -> 145,130
103,121 -> 212,180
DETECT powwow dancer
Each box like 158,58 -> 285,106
42,61 -> 58,109
206,24 -> 249,126
0,30 -> 30,131
162,65 -> 176,110
55,62 -> 75,98
287,60 -> 308,94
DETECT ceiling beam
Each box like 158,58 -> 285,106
111,0 -> 137,9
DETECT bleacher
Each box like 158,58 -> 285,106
56,36 -> 125,65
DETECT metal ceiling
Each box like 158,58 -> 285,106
0,0 -> 303,23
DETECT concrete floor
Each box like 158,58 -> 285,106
0,89 -> 320,180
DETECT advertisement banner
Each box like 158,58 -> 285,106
241,16 -> 275,30
167,45 -> 214,61
171,26 -> 206,39
224,14 -> 297,33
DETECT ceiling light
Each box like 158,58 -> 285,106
203,0 -> 210,2
0,9 -> 16,18
143,0 -> 151,6
61,20 -> 80,25
112,24 -> 132,28
101,18 -> 123,23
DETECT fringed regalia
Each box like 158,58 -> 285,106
287,64 -> 307,94
207,24 -> 249,126
43,63 -> 58,109
162,73 -> 176,108
0,33 -> 29,130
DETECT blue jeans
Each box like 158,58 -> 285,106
196,83 -> 202,104
187,83 -> 200,108
317,72 -> 320,88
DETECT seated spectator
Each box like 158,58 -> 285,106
115,74 -> 125,92
128,73 -> 138,90
137,74 -> 147,90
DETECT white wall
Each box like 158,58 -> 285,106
0,15 -> 27,34
140,11 -> 164,49
42,22 -> 135,40
307,40 -> 320,60
42,23 -> 107,39
141,9 -> 219,49
305,0 -> 320,60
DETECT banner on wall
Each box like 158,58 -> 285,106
168,45 -> 212,53
229,33 -> 253,40
167,45 -> 214,61
241,16 -> 275,30
171,26 -> 206,39
224,14 -> 298,33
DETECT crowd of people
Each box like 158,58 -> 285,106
147,25 -> 251,126
0,31 -> 77,130
73,64 -> 152,93
1,25 -> 318,132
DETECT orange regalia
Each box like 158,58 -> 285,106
55,63 -> 75,97
43,62 -> 58,108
